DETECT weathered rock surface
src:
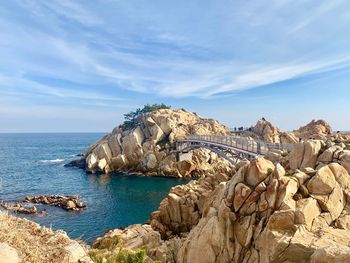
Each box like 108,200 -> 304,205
176,155 -> 350,262
90,141 -> 350,263
253,118 -> 298,144
294,119 -> 332,140
252,118 -> 334,144
81,109 -> 234,177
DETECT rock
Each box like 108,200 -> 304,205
64,241 -> 92,263
273,163 -> 285,179
253,118 -> 282,143
81,108 -> 232,177
66,200 -> 76,210
310,246 -> 350,263
307,165 -> 336,195
245,157 -> 274,187
318,145 -> 343,163
294,119 -> 332,140
339,150 -> 350,174
23,195 -> 86,212
295,198 -> 321,226
233,183 -> 252,212
289,140 -> 322,169
314,183 -> 344,220
0,243 -> 20,263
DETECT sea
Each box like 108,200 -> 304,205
0,133 -> 186,243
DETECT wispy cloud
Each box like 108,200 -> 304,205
1,0 -> 350,131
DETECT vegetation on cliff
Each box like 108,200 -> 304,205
121,103 -> 171,129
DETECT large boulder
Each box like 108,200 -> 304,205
245,157 -> 275,187
289,140 -> 322,169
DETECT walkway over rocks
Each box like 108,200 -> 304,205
176,134 -> 294,164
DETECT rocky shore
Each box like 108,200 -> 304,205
2,108 -> 350,262
92,139 -> 350,263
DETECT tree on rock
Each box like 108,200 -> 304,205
121,103 -> 171,129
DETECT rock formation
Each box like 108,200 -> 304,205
294,119 -> 333,140
92,140 -> 350,263
253,118 -> 298,144
253,118 -> 333,144
82,109 -> 234,177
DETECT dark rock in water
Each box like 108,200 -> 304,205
0,200 -> 37,214
24,194 -> 86,211
64,158 -> 85,169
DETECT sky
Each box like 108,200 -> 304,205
0,0 -> 350,132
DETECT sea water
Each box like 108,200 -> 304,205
0,133 -> 186,243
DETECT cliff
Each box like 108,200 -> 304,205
82,108 -> 234,177
92,140 -> 350,263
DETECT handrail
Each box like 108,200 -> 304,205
177,134 -> 294,155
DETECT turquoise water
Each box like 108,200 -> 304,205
0,133 -> 186,243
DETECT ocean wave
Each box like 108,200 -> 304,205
38,159 -> 65,164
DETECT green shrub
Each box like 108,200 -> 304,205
121,104 -> 171,130
89,248 -> 146,263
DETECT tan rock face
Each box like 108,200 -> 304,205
89,142 -> 350,263
173,153 -> 350,263
289,140 -> 322,170
245,157 -> 275,187
294,119 -> 332,140
307,165 -> 336,195
83,109 -> 233,177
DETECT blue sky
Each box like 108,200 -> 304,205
1,0 -> 350,132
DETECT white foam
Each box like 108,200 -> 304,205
39,159 -> 65,164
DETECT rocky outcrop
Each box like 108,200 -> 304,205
92,140 -> 350,263
25,194 -> 86,211
294,119 -> 332,140
150,171 -> 233,238
253,118 -> 298,144
176,153 -> 350,262
252,118 -> 334,144
82,109 -> 234,177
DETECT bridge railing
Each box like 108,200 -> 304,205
179,135 -> 293,155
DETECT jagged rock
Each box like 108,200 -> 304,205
84,137 -> 350,263
294,119 -> 332,140
295,198 -> 321,226
289,140 -> 322,169
318,145 -> 343,163
245,157 -> 275,187
307,165 -> 336,195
